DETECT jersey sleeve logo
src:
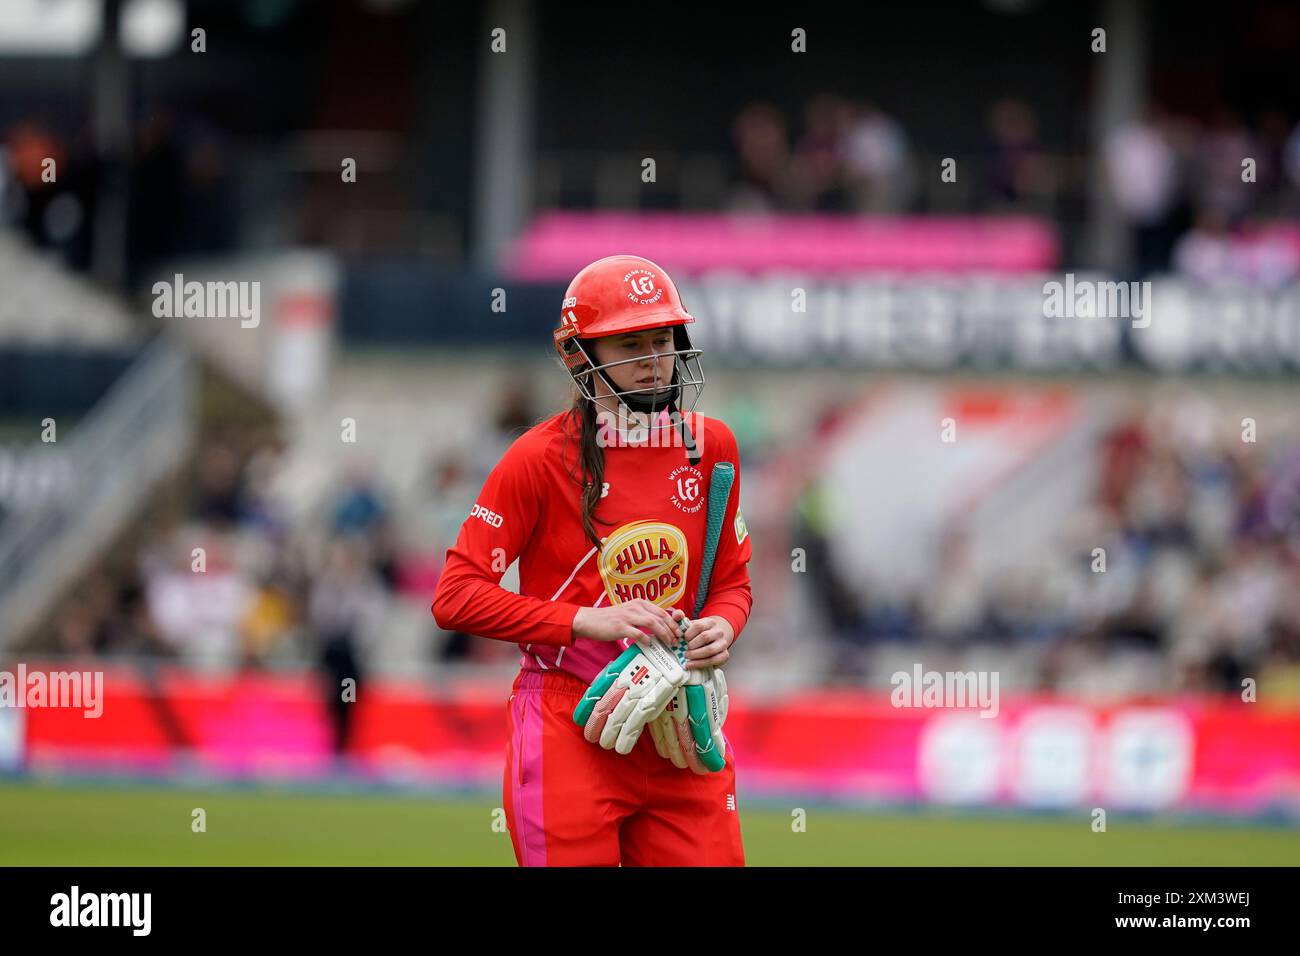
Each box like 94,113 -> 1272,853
734,510 -> 749,545
469,502 -> 504,527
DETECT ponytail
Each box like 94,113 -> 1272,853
560,391 -> 606,554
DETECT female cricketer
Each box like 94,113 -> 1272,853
431,254 -> 753,866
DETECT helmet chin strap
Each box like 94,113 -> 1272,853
592,364 -> 700,465
670,396 -> 701,465
594,364 -> 682,416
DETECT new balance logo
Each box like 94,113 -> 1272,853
725,794 -> 736,811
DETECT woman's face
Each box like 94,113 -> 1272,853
590,327 -> 676,400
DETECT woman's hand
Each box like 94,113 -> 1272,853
572,600 -> 687,645
680,615 -> 735,669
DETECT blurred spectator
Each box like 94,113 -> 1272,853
330,465 -> 389,537
4,121 -> 66,242
921,526 -> 984,646
144,532 -> 253,668
416,454 -> 479,662
127,109 -> 185,283
235,436 -> 290,536
239,570 -> 300,667
982,98 -> 1054,211
1284,117 -> 1300,211
1,120 -> 98,268
328,464 -> 402,594
308,540 -> 386,755
420,454 -> 477,550
1097,413 -> 1148,516
793,476 -> 868,679
1259,592 -> 1300,699
1194,107 -> 1255,223
1172,211 -> 1300,287
1254,109 -> 1294,212
842,101 -> 913,214
1103,106 -> 1183,275
192,436 -> 245,526
730,102 -> 793,212
1265,448 -> 1300,539
789,94 -> 854,212
176,120 -> 236,256
1172,209 -> 1233,283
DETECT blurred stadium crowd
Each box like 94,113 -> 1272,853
732,95 -> 1300,285
6,94 -> 1300,284
807,398 -> 1300,697
20,368 -> 1299,703
41,389 -> 539,667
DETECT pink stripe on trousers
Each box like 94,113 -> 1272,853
512,683 -> 548,867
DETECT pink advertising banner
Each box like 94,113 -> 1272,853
507,212 -> 1060,279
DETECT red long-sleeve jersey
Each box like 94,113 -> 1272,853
431,408 -> 753,683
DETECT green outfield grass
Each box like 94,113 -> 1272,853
1,779 -> 1297,866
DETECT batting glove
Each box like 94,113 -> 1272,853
647,665 -> 729,773
573,629 -> 690,755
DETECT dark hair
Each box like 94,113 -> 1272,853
560,390 -> 606,555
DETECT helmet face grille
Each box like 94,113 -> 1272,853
563,326 -> 706,430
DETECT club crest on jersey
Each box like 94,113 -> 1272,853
598,520 -> 688,608
668,464 -> 705,514
623,269 -> 664,306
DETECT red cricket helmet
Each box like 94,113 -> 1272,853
553,255 -> 706,426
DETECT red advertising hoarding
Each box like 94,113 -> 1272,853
9,665 -> 1299,817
